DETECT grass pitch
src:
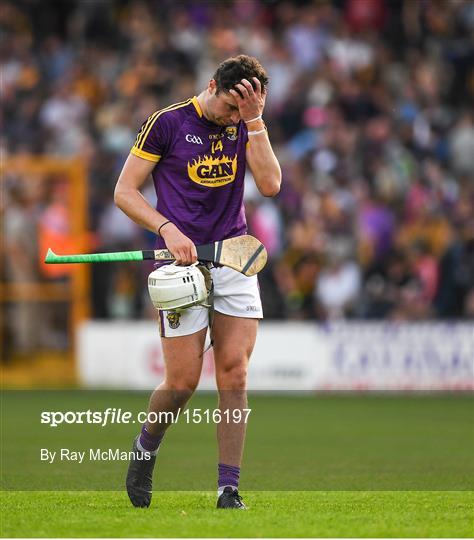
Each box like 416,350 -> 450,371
1,392 -> 473,537
1,490 -> 473,537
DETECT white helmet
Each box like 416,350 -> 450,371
148,263 -> 209,311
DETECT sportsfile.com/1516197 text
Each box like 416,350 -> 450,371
40,408 -> 252,428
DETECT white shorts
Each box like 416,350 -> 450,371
157,266 -> 263,338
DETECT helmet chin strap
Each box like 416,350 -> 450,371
197,263 -> 215,354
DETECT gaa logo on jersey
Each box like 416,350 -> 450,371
225,126 -> 237,141
167,311 -> 181,329
186,134 -> 203,145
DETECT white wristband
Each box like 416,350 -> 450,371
247,128 -> 267,136
244,115 -> 262,124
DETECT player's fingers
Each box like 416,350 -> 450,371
234,83 -> 249,98
180,244 -> 195,265
184,250 -> 192,265
240,78 -> 255,94
229,88 -> 243,102
252,77 -> 263,97
177,246 -> 189,265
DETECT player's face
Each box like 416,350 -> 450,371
207,81 -> 241,126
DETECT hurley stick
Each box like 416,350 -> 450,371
45,235 -> 267,277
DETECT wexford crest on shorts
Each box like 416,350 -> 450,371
167,311 -> 181,329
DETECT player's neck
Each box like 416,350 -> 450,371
196,91 -> 211,121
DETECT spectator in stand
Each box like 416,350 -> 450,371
314,239 -> 361,320
3,179 -> 43,354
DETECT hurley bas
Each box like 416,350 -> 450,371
40,448 -> 153,464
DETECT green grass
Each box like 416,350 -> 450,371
1,490 -> 473,537
2,392 -> 473,491
1,392 -> 473,536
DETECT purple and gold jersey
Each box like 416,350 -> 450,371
130,97 -> 249,248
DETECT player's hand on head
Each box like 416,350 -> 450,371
160,223 -> 197,265
230,77 -> 266,122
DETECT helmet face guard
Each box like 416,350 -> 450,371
148,263 -> 210,311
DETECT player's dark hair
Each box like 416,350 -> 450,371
213,55 -> 269,97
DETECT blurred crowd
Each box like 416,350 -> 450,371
2,0 -> 474,353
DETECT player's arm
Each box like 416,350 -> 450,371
114,153 -> 197,264
230,78 -> 281,197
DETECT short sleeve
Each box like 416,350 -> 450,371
130,111 -> 172,162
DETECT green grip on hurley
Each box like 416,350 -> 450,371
45,248 -> 145,264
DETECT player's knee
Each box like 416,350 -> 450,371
164,379 -> 198,402
216,362 -> 248,390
